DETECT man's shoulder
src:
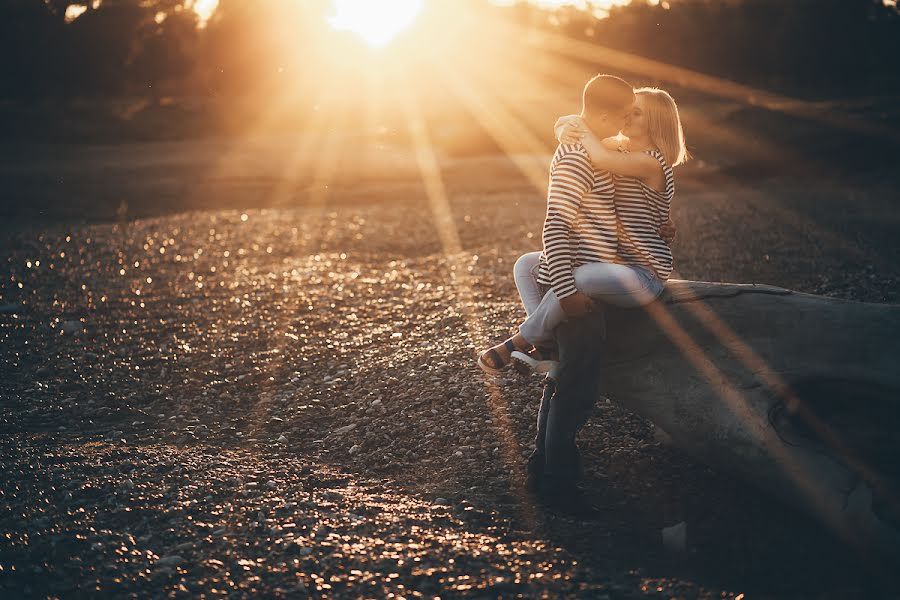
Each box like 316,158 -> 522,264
554,143 -> 591,161
552,144 -> 592,171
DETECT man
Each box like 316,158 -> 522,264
534,74 -> 634,325
526,74 -> 657,516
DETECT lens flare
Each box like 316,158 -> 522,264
192,0 -> 219,27
328,0 -> 424,48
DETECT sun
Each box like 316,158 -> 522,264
327,0 -> 424,48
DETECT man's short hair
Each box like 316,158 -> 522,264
582,74 -> 634,116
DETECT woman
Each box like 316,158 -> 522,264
478,87 -> 688,374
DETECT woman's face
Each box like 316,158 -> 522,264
622,96 -> 648,138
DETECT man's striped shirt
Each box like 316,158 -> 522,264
613,149 -> 675,280
537,144 -> 618,299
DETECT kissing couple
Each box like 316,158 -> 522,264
478,74 -> 688,514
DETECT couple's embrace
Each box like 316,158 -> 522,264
478,74 -> 688,514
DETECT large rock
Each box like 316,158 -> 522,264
571,280 -> 900,557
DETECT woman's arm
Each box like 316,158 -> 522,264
555,116 -> 663,185
554,114 -> 581,143
556,118 -> 622,150
579,129 -> 661,182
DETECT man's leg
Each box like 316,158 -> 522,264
539,311 -> 606,502
525,376 -> 555,493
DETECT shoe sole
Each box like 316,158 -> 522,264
477,355 -> 509,375
510,350 -> 558,374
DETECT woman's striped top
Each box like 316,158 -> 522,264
613,149 -> 675,280
537,144 -> 618,299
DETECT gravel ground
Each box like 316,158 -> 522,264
1,153 -> 898,598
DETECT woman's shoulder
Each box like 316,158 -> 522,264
644,148 -> 667,163
640,149 -> 675,199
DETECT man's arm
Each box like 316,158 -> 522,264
543,147 -> 594,301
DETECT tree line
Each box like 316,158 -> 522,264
2,0 -> 897,101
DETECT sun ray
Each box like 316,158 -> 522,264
177,84 -> 334,218
500,21 -> 899,140
265,87 -> 345,211
439,69 -> 553,194
670,288 -> 898,503
238,94 -> 352,443
443,39 -> 889,539
461,39 -> 888,276
621,295 -> 885,552
398,78 -> 541,522
328,0 -> 424,48
467,13 -> 898,143
292,110 -> 349,254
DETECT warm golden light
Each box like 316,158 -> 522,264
490,0 -> 635,18
64,4 -> 88,23
192,0 -> 219,26
327,0 -> 424,48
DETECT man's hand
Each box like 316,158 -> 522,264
559,291 -> 595,318
659,217 -> 677,245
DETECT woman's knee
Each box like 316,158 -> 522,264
514,251 -> 540,269
514,252 -> 541,277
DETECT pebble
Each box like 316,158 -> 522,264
60,320 -> 82,334
0,303 -> 20,313
0,191 -> 869,598
332,423 -> 357,436
156,555 -> 185,568
662,521 -> 688,553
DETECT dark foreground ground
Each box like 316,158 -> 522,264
2,109 -> 900,598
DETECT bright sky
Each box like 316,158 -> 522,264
191,0 -> 219,26
489,0 -> 643,18
327,0 -> 425,47
322,0 -> 642,48
64,0 -> 649,29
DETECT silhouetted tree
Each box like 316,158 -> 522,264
2,0 -> 898,134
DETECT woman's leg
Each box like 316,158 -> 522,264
477,331 -> 532,373
573,263 -> 664,308
479,253 -> 540,372
518,288 -> 567,346
518,263 -> 663,345
513,252 -> 544,316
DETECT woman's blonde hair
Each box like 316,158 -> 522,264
634,87 -> 689,167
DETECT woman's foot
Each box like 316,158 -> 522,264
511,346 -> 559,375
478,336 -> 529,375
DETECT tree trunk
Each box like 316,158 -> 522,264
571,280 -> 900,557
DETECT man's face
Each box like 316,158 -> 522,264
613,103 -> 632,135
584,102 -> 632,138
